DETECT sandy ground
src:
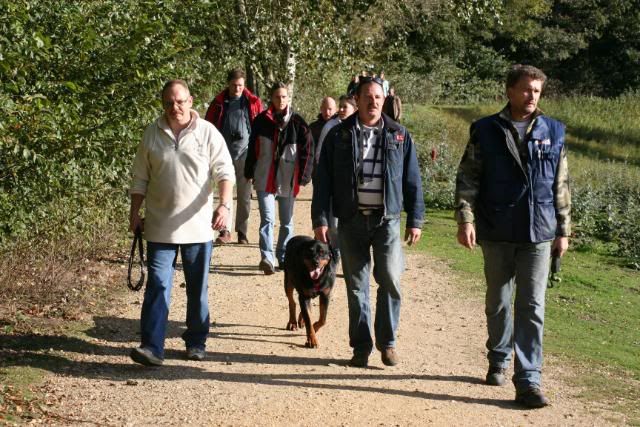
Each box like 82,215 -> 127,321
40,186 -> 626,426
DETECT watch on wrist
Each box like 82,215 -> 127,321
219,202 -> 231,211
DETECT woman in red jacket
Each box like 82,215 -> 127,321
244,82 -> 314,274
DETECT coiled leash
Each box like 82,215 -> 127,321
127,226 -> 146,291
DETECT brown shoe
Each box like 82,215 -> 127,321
515,387 -> 550,408
215,230 -> 232,244
380,347 -> 399,366
237,232 -> 249,244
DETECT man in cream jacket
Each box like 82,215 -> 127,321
129,79 -> 234,366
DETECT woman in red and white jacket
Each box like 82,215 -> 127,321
244,82 -> 313,274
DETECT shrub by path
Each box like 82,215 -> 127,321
41,186 -> 626,425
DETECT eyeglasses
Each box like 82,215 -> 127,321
358,76 -> 384,87
163,98 -> 190,109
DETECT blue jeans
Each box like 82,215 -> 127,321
480,240 -> 551,391
338,212 -> 404,355
256,191 -> 295,266
140,241 -> 213,358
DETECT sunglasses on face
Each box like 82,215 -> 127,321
358,76 -> 384,87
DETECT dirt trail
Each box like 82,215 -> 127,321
41,186 -> 624,426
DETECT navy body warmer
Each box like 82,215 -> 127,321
473,114 -> 565,243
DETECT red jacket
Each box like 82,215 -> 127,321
204,88 -> 263,130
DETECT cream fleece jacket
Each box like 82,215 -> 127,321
130,111 -> 235,243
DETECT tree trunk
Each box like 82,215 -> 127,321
235,0 -> 259,96
286,47 -> 297,101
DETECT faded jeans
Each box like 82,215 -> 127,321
338,212 -> 404,355
140,241 -> 213,359
256,191 -> 295,266
480,240 -> 551,391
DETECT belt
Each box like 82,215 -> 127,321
359,208 -> 383,216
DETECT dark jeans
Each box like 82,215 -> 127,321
338,212 -> 404,355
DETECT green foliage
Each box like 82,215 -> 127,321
403,104 -> 469,209
371,0 -> 640,102
0,0 -> 226,245
541,95 -> 640,265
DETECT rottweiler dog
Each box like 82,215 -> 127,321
283,235 -> 337,348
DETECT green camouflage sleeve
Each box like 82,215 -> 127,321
454,125 -> 482,224
554,145 -> 571,236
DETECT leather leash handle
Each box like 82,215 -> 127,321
127,226 -> 146,291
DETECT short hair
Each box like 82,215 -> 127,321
338,94 -> 357,109
227,68 -> 246,82
269,81 -> 289,97
162,79 -> 190,98
506,64 -> 547,89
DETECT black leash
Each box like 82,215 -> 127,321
127,226 -> 146,291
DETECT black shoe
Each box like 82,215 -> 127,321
130,347 -> 163,366
237,232 -> 249,244
349,353 -> 369,368
186,347 -> 206,361
486,366 -> 507,386
515,387 -> 550,408
259,259 -> 275,275
380,347 -> 399,366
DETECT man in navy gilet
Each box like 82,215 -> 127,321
454,64 -> 571,408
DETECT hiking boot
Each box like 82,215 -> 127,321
486,366 -> 507,386
515,387 -> 550,408
259,259 -> 275,275
237,232 -> 249,244
186,347 -> 206,361
130,347 -> 163,367
380,347 -> 399,366
215,230 -> 232,244
349,353 -> 369,368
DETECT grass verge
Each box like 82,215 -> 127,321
411,209 -> 640,423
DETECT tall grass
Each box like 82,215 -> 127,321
413,94 -> 640,267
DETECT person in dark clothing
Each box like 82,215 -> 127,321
347,74 -> 359,96
312,77 -> 425,368
205,68 -> 264,245
382,86 -> 402,122
308,96 -> 337,146
455,64 -> 571,409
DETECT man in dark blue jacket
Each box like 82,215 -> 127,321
312,76 -> 425,368
455,64 -> 571,408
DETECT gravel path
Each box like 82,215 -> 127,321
41,186 -> 624,426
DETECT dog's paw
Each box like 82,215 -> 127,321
305,339 -> 319,349
286,321 -> 298,331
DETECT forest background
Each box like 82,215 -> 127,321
1,0 -> 639,421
